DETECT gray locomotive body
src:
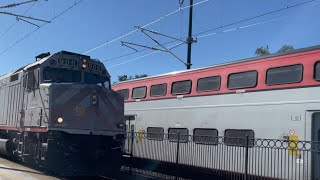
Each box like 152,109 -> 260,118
0,51 -> 124,176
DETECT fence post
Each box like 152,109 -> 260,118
244,135 -> 249,180
175,131 -> 180,180
129,129 -> 134,175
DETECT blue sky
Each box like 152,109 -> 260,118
0,0 -> 319,81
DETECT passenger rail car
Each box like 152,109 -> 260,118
113,45 -> 320,179
0,51 -> 124,176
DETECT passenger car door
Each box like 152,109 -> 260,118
312,113 -> 320,180
124,115 -> 135,153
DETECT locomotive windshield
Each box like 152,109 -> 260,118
43,67 -> 110,88
43,67 -> 81,83
85,73 -> 110,89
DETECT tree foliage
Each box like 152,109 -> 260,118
277,45 -> 294,53
255,45 -> 294,56
117,74 -> 148,82
255,46 -> 270,56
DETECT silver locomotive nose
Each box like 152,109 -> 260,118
49,84 -> 124,136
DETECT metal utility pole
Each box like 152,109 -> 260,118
186,0 -> 194,69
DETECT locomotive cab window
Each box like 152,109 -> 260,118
314,61 -> 320,81
224,129 -> 254,147
172,80 -> 192,95
168,128 -> 189,142
132,86 -> 147,99
266,64 -> 303,85
150,83 -> 167,96
228,70 -> 258,90
147,127 -> 164,140
118,89 -> 129,100
193,128 -> 219,144
26,69 -> 39,90
197,76 -> 221,92
43,67 -> 81,83
85,73 -> 110,89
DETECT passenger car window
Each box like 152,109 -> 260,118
150,83 -> 167,96
132,86 -> 147,99
314,61 -> 320,81
266,64 -> 303,85
224,129 -> 254,147
193,128 -> 219,144
147,127 -> 164,140
172,80 -> 192,95
168,128 -> 189,142
118,89 -> 129,100
228,70 -> 258,90
197,76 -> 221,92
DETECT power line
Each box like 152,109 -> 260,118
0,1 -> 38,40
109,42 -> 183,69
83,0 -> 209,54
196,17 -> 285,39
0,0 -> 85,56
105,0 -> 318,65
107,18 -> 283,69
104,39 -> 178,62
0,0 -> 37,9
0,11 -> 50,23
194,0 -> 318,36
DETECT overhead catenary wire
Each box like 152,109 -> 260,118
194,0 -> 318,36
0,0 -> 85,56
106,17 -> 285,68
0,1 -> 38,40
17,17 -> 40,27
196,17 -> 286,39
0,11 -> 50,23
0,0 -> 37,9
108,42 -> 184,69
83,0 -> 209,54
105,0 -> 318,64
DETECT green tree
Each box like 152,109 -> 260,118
277,45 -> 294,53
255,45 -> 294,56
117,74 -> 148,82
118,75 -> 128,82
255,46 -> 270,56
134,74 -> 148,79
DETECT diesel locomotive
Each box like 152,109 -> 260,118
0,51 -> 124,176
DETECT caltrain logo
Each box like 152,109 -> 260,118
289,129 -> 295,136
74,106 -> 86,117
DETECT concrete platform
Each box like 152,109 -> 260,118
0,157 -> 58,180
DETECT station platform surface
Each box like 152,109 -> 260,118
0,157 -> 58,180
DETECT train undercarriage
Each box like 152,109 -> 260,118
0,130 -> 123,176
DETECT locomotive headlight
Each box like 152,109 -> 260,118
82,64 -> 87,68
57,117 -> 63,123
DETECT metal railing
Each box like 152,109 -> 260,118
123,130 -> 320,180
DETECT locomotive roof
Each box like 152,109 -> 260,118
0,51 -> 102,80
114,44 -> 320,85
